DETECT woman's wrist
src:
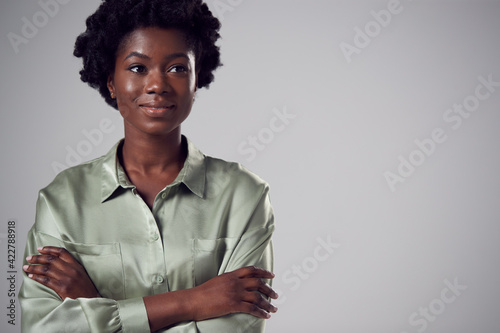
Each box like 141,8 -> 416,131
143,288 -> 197,331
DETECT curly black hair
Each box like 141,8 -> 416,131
74,0 -> 222,109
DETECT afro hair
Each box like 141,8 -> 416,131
74,0 -> 222,109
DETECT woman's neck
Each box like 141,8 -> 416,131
120,125 -> 187,176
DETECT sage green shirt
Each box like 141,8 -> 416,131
19,137 -> 275,333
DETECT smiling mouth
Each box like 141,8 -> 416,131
140,105 -> 175,116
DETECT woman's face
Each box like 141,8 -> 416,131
107,27 -> 198,137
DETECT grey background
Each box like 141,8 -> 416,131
1,0 -> 500,332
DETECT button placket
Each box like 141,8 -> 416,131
133,191 -> 167,294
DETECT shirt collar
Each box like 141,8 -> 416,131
101,136 -> 206,202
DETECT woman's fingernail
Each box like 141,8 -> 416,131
23,265 -> 29,271
28,274 -> 33,279
37,247 -> 43,252
26,256 -> 32,262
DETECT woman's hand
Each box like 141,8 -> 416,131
189,266 -> 279,321
144,266 -> 278,331
23,246 -> 101,300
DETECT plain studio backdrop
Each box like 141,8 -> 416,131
1,0 -> 500,332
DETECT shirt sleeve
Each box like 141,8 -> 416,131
19,196 -> 151,333
195,185 -> 275,333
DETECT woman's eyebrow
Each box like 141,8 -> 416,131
164,52 -> 190,61
123,51 -> 190,61
124,51 -> 149,60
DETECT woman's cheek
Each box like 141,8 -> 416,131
123,77 -> 142,97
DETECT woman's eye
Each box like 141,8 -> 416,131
129,65 -> 147,73
169,65 -> 187,73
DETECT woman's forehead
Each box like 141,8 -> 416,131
117,27 -> 193,58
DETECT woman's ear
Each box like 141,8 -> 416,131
107,74 -> 116,99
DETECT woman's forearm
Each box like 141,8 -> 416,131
144,266 -> 278,331
144,288 -> 195,331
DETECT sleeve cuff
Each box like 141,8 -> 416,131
117,297 -> 150,333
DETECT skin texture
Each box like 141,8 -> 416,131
144,267 -> 278,331
108,27 -> 197,209
23,27 -> 278,331
23,247 -> 101,299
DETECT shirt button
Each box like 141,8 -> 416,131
152,233 -> 159,241
161,192 -> 167,199
156,275 -> 164,284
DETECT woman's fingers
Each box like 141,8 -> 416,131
23,262 -> 67,296
24,249 -> 75,277
37,246 -> 78,264
23,260 -> 61,276
23,246 -> 101,300
28,271 -> 64,292
241,277 -> 278,299
26,254 -> 56,264
231,266 -> 279,316
233,266 -> 278,300
191,266 -> 279,321
240,301 -> 273,319
234,266 -> 275,279
240,268 -> 279,317
242,291 -> 278,315
23,251 -> 72,294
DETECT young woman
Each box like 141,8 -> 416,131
19,1 -> 277,332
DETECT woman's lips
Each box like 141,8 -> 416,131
140,105 -> 175,117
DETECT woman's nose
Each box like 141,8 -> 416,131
145,69 -> 169,94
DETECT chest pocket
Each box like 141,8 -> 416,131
37,232 -> 126,300
192,237 -> 239,286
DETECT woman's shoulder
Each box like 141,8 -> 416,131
203,155 -> 270,196
39,154 -> 107,198
40,140 -> 121,196
185,136 -> 269,193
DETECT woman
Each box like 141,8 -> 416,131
19,0 -> 277,332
